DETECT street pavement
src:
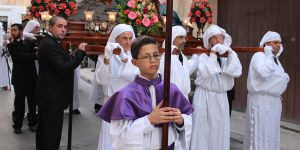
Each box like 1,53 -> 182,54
1,67 -> 299,150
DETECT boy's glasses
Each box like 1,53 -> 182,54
137,54 -> 161,62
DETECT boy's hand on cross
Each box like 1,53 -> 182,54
147,101 -> 183,126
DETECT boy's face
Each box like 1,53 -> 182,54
132,44 -> 161,80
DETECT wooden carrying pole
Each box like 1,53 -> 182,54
84,45 -> 263,56
162,0 -> 173,149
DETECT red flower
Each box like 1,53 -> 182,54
44,0 -> 50,3
188,11 -> 193,17
65,9 -> 71,16
31,6 -> 36,11
135,19 -> 142,25
54,8 -> 59,15
59,3 -> 67,10
39,6 -> 45,11
144,6 -> 149,14
195,10 -> 201,17
205,11 -> 211,17
199,3 -> 205,9
207,17 -> 212,24
69,2 -> 75,8
200,17 -> 206,23
191,17 -> 196,22
36,0 -> 41,4
49,3 -> 56,10
72,9 -> 77,15
124,9 -> 130,15
35,12 -> 40,17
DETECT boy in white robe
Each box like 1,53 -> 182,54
98,35 -> 194,150
96,24 -> 139,150
190,24 -> 242,150
159,26 -> 198,99
243,31 -> 289,150
89,55 -> 104,113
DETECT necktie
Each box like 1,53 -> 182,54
217,57 -> 222,67
274,57 -> 278,65
179,53 -> 183,65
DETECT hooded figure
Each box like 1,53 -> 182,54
23,20 -> 40,40
159,26 -> 198,99
190,24 -> 242,150
243,31 -> 289,150
95,24 -> 139,150
0,22 -> 10,88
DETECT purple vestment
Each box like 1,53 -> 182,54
98,74 -> 194,123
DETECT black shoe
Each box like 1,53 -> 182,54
94,104 -> 102,113
29,126 -> 36,132
72,109 -> 81,115
14,128 -> 22,134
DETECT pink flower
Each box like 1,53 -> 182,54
44,0 -> 49,3
205,11 -> 211,17
54,8 -> 59,15
191,17 -> 196,23
127,0 -> 135,8
195,10 -> 201,17
142,17 -> 151,27
65,9 -> 71,16
207,17 -> 212,24
128,12 -> 137,20
59,3 -> 67,10
151,14 -> 159,23
36,0 -> 41,3
199,3 -> 205,9
188,11 -> 193,17
69,2 -> 75,8
49,3 -> 56,10
200,17 -> 206,23
72,9 -> 77,15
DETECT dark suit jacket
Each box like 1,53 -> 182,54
36,34 -> 86,110
7,39 -> 37,85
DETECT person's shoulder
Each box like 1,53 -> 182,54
252,52 -> 265,60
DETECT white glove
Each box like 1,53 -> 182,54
211,43 -> 222,53
118,46 -> 128,61
218,45 -> 232,55
264,45 -> 274,58
104,44 -> 113,59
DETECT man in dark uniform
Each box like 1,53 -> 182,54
7,23 -> 38,134
35,16 -> 86,150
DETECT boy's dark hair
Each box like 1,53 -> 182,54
131,35 -> 158,59
11,24 -> 23,31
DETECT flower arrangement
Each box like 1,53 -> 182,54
188,0 -> 213,31
117,0 -> 162,36
28,0 -> 78,20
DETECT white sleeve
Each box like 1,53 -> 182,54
110,116 -> 154,150
196,53 -> 221,78
252,52 -> 277,78
174,114 -> 192,150
222,51 -> 242,77
187,54 -> 199,75
96,56 -> 111,85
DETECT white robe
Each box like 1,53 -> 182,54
0,47 -> 9,87
190,52 -> 242,150
110,83 -> 192,150
73,66 -> 80,109
96,54 -> 139,150
243,52 -> 289,150
159,53 -> 198,99
89,56 -> 104,105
